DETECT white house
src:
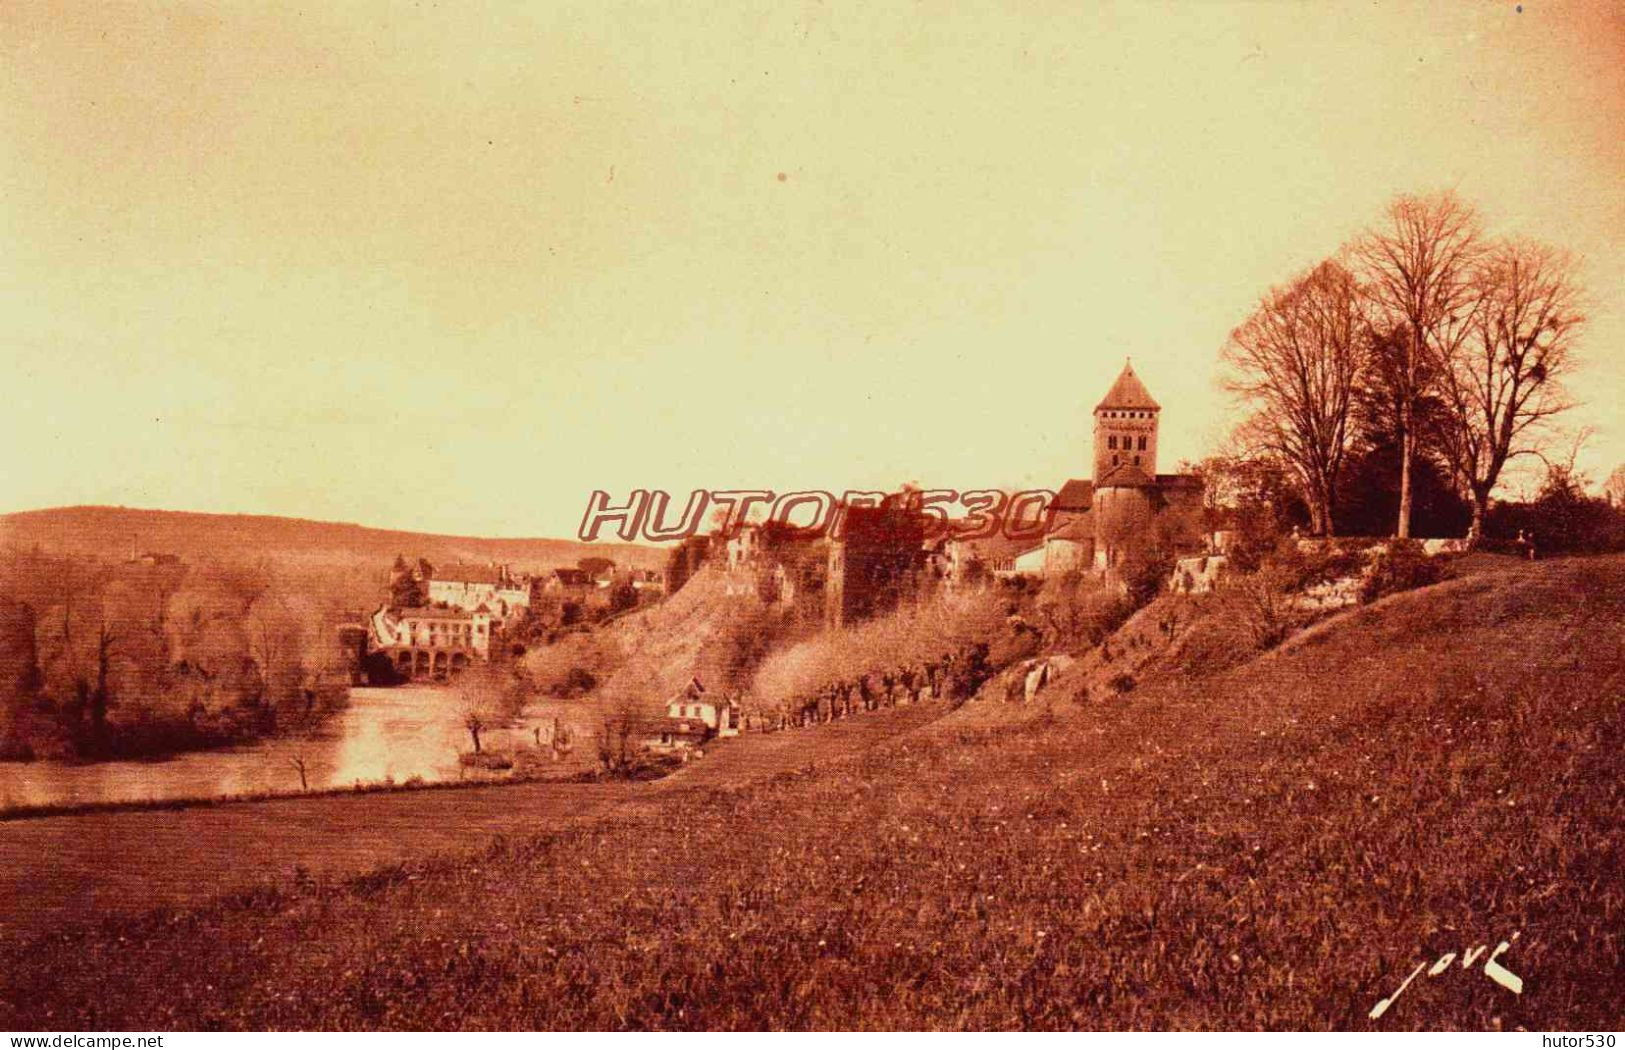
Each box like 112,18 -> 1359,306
368,604 -> 493,680
645,677 -> 741,751
427,564 -> 533,624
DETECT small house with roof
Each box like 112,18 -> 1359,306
542,567 -> 594,596
645,677 -> 742,751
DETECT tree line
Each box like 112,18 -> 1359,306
0,551 -> 351,761
1221,190 -> 1592,543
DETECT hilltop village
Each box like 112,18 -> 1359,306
362,363 -> 1211,686
670,362 -> 1210,618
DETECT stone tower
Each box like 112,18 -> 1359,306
1092,360 -> 1160,482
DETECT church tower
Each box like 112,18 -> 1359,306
1092,360 -> 1160,482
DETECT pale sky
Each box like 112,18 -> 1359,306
4,0 -> 1622,537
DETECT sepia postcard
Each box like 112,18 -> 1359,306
1,0 -> 1622,1039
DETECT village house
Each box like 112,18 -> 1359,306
725,525 -> 763,573
721,521 -> 829,606
630,568 -> 665,593
368,604 -> 492,681
427,563 -> 535,625
721,523 -> 770,597
939,534 -> 1023,588
541,567 -> 594,597
644,678 -> 741,752
1007,544 -> 1047,579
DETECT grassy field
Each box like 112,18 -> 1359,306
1,556 -> 1619,1030
0,702 -> 947,941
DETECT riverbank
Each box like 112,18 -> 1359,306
0,685 -> 592,812
0,736 -> 685,823
0,701 -> 950,941
0,760 -> 573,823
0,683 -> 351,766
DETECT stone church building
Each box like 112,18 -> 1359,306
1042,361 -> 1204,576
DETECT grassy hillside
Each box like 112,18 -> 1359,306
523,568 -> 1015,733
1,556 -> 1618,1030
521,568 -> 758,712
0,505 -> 664,574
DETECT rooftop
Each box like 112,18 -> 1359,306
396,606 -> 478,621
431,564 -> 522,586
1054,478 -> 1094,512
1095,361 -> 1160,412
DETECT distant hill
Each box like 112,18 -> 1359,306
0,506 -> 666,575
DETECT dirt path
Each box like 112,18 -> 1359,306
0,702 -> 948,942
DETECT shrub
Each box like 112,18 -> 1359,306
1036,574 -> 1134,648
1264,539 -> 1366,592
1485,468 -> 1625,555
1179,545 -> 1324,670
1229,570 -> 1299,650
524,629 -> 625,699
1359,540 -> 1446,604
1119,545 -> 1176,607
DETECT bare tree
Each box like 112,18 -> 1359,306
596,693 -> 642,773
549,715 -> 575,760
39,573 -> 119,742
1604,464 -> 1625,508
1434,238 -> 1585,543
463,710 -> 485,754
1224,258 -> 1367,535
245,592 -> 302,706
1355,191 -> 1484,538
457,662 -> 524,758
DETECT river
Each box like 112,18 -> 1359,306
0,686 -> 582,810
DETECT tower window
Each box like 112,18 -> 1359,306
1138,435 -> 1147,451
1108,435 -> 1117,450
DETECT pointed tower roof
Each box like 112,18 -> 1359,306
1095,360 -> 1160,412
